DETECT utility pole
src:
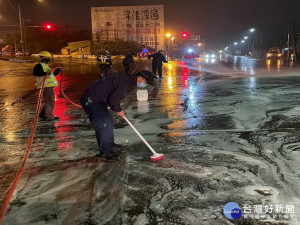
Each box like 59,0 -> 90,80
252,39 -> 255,57
23,18 -> 27,51
259,34 -> 263,58
287,32 -> 290,61
14,33 -> 17,53
292,22 -> 297,61
17,4 -> 25,53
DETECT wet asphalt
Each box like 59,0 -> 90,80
0,56 -> 300,225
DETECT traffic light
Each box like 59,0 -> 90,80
181,32 -> 189,38
43,23 -> 54,30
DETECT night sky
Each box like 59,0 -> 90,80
1,0 -> 300,49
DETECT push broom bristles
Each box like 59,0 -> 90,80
150,153 -> 164,162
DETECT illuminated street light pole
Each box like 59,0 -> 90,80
250,28 -> 256,55
165,32 -> 172,59
8,0 -> 43,54
171,36 -> 175,60
17,3 -> 25,53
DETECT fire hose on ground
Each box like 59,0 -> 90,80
0,75 -> 48,224
0,69 -> 163,224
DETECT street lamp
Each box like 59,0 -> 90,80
8,0 -> 42,53
17,3 -> 25,53
166,32 -> 171,38
250,28 -> 255,32
234,42 -> 238,45
244,36 -> 248,40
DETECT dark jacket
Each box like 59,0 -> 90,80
81,73 -> 137,112
148,52 -> 168,65
123,55 -> 135,64
97,55 -> 112,66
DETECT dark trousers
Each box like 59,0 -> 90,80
152,63 -> 162,77
100,65 -> 111,77
40,87 -> 55,120
80,98 -> 114,155
123,63 -> 130,73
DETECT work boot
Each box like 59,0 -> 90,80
45,116 -> 60,121
98,152 -> 120,161
112,144 -> 126,155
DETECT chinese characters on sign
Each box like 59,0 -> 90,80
123,9 -> 159,21
242,204 -> 296,220
91,5 -> 165,50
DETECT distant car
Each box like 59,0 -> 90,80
204,51 -> 216,58
266,52 -> 282,59
266,47 -> 282,59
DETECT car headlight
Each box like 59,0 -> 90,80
211,54 -> 215,58
205,55 -> 210,58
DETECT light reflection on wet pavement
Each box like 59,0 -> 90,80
0,57 -> 300,224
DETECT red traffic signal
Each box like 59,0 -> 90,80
43,23 -> 54,30
181,32 -> 189,38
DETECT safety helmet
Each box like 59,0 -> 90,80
38,51 -> 52,58
105,51 -> 109,55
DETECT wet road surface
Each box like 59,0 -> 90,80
0,56 -> 300,224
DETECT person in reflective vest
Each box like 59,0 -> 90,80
97,51 -> 112,78
33,51 -> 63,121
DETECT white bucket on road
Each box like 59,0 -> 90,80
137,89 -> 148,101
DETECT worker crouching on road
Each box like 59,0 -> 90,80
97,50 -> 112,78
80,70 -> 157,161
33,51 -> 63,121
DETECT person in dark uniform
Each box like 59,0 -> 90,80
97,51 -> 112,78
80,70 -> 157,161
122,53 -> 136,73
148,50 -> 168,78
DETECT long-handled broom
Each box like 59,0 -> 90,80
123,116 -> 164,161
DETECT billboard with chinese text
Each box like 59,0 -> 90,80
91,5 -> 164,51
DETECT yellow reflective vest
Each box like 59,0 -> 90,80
34,62 -> 58,89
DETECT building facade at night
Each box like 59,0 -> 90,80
91,5 -> 165,51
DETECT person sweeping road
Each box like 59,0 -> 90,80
122,53 -> 136,73
148,50 -> 168,78
33,51 -> 63,121
80,71 -> 157,161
